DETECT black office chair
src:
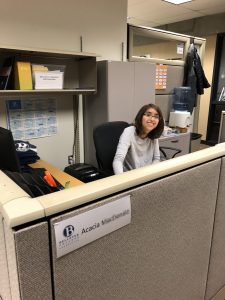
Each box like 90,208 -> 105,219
93,121 -> 182,176
93,121 -> 130,176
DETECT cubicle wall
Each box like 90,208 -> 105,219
205,157 -> 225,299
0,216 -> 21,300
0,218 -> 52,300
50,159 -> 219,300
13,222 -> 52,300
0,215 -> 11,300
2,146 -> 225,299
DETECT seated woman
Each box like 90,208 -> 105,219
113,103 -> 164,174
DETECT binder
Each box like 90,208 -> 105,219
14,61 -> 33,90
0,56 -> 15,90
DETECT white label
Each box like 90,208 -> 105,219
177,43 -> 184,55
54,196 -> 131,258
34,71 -> 63,89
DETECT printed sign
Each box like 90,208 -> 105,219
155,64 -> 168,90
54,196 -> 131,258
177,43 -> 184,55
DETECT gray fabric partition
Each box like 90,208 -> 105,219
50,159 -> 220,300
4,218 -> 20,299
0,215 -> 11,300
205,157 -> 225,299
14,222 -> 52,300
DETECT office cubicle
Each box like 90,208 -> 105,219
1,144 -> 225,299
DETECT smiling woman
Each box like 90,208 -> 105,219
112,103 -> 164,174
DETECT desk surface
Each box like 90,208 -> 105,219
159,132 -> 190,142
30,159 -> 84,188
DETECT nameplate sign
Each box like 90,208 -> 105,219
54,195 -> 131,258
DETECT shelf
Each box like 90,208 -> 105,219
0,45 -> 98,94
0,45 -> 99,59
0,89 -> 96,95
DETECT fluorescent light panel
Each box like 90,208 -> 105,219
162,0 -> 192,4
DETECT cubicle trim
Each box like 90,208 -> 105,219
1,144 -> 225,229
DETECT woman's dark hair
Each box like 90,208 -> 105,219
134,103 -> 164,139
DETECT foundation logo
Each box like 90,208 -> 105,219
63,225 -> 75,237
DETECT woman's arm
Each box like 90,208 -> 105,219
152,139 -> 161,164
113,128 -> 131,174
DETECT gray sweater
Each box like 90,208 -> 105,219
113,126 -> 160,174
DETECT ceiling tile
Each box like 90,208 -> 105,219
128,0 -> 189,16
128,0 -> 225,27
200,5 -> 225,15
182,0 -> 225,10
128,18 -> 161,27
161,10 -> 205,24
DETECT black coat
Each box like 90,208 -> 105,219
183,44 -> 210,113
194,48 -> 211,95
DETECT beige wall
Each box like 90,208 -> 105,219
198,35 -> 217,139
0,0 -> 128,169
0,0 -> 128,61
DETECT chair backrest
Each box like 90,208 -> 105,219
93,121 -> 130,172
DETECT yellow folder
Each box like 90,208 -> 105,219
14,61 -> 33,90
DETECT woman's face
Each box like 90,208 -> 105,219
141,107 -> 159,137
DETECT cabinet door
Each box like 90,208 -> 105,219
133,62 -> 156,115
159,133 -> 190,158
107,61 -> 134,123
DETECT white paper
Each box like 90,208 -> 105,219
177,43 -> 184,55
34,71 -> 63,89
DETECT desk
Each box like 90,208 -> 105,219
159,132 -> 190,158
29,159 -> 84,188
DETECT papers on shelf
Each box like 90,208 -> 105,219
34,71 -> 64,89
32,64 -> 65,90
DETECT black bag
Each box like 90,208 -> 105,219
64,163 -> 106,183
4,168 -> 63,198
